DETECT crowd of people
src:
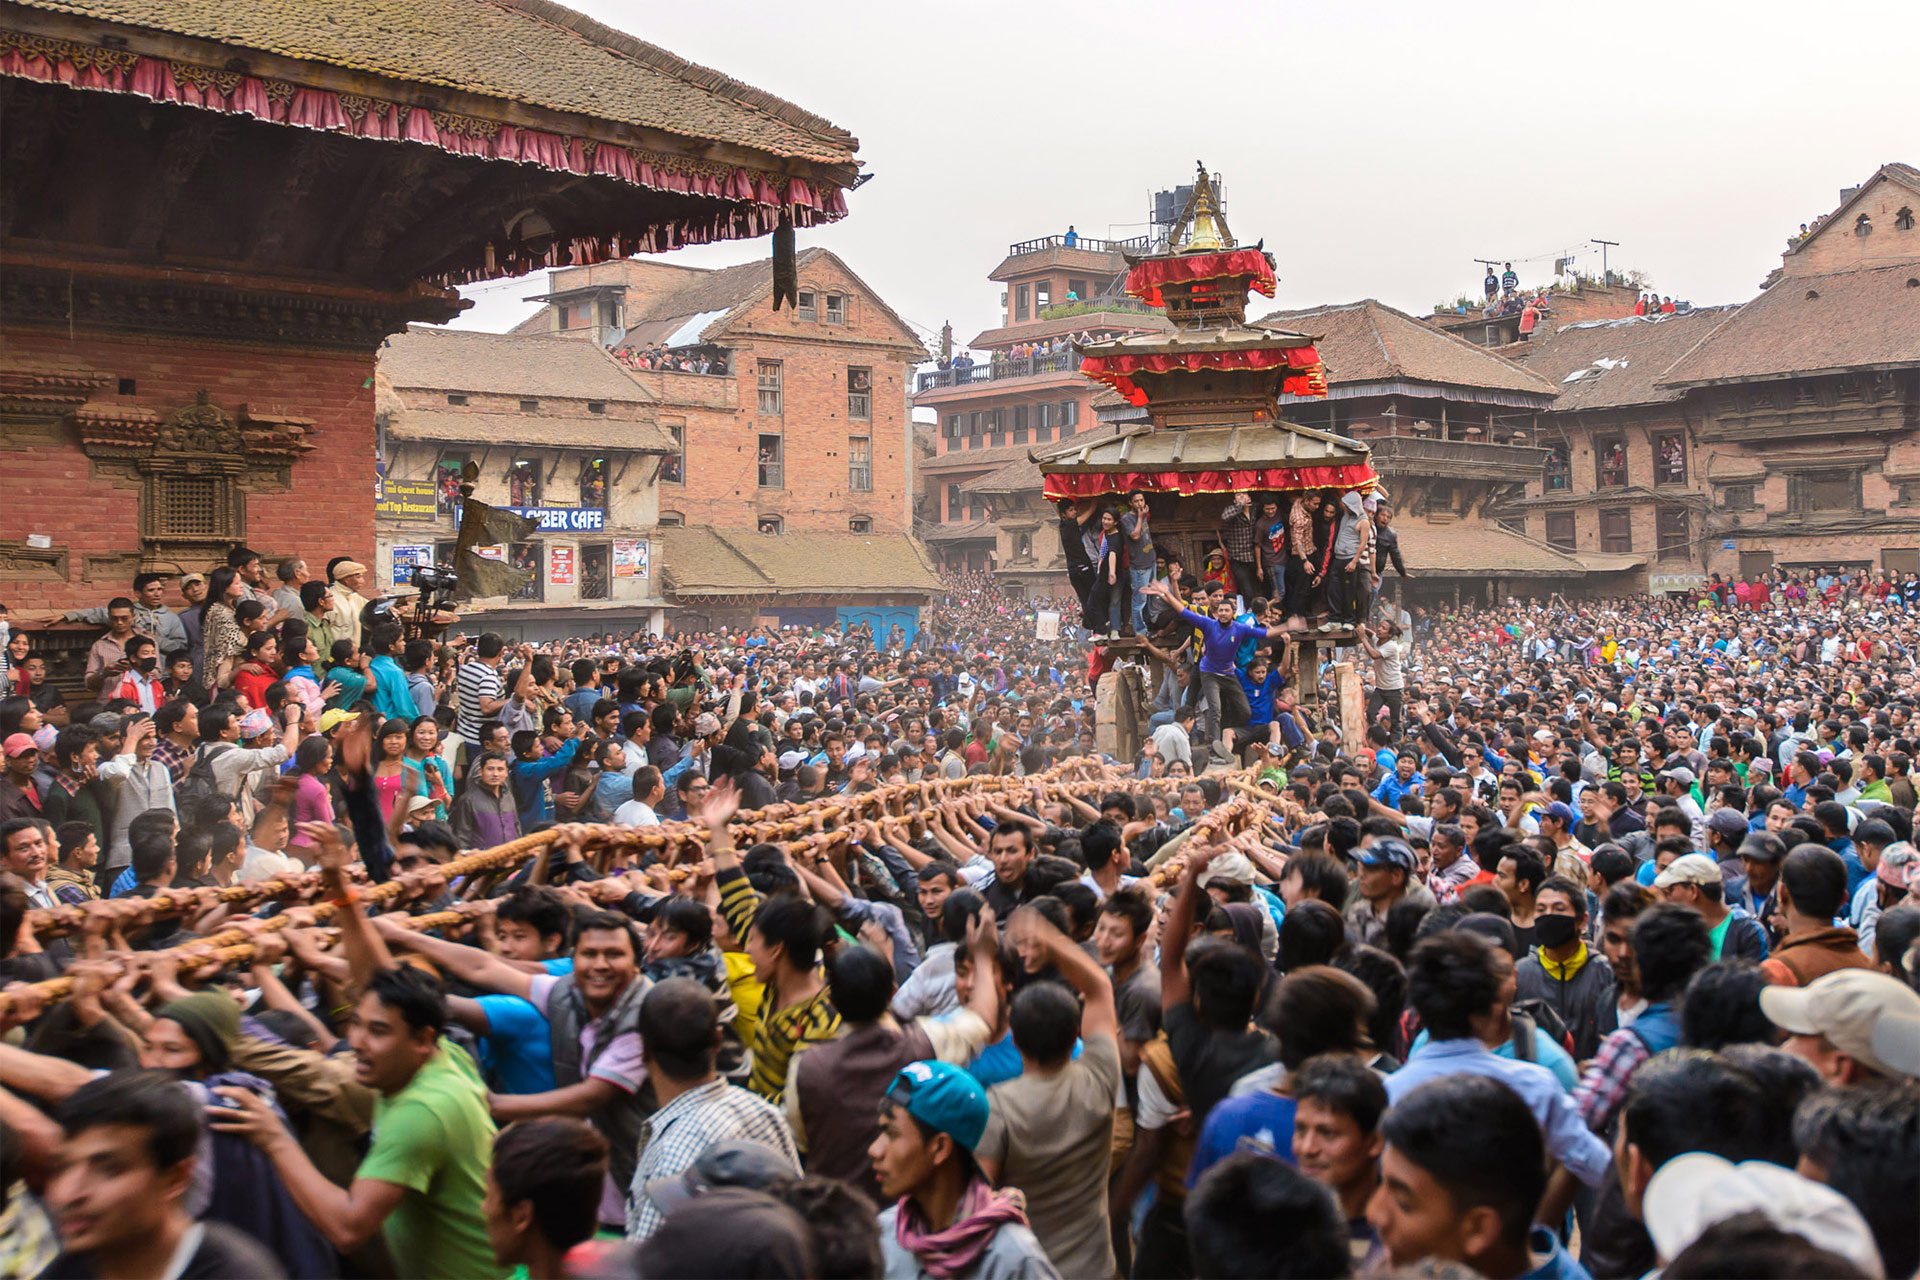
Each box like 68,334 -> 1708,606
0,546 -> 1915,1280
609,345 -> 728,376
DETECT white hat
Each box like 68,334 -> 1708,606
1653,852 -> 1721,889
1759,969 -> 1920,1079
1197,851 -> 1257,888
776,749 -> 808,771
1641,1153 -> 1882,1276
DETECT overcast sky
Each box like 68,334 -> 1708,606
453,0 -> 1916,348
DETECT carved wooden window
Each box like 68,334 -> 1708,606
1790,470 -> 1861,514
154,476 -> 226,537
1719,484 -> 1755,511
1657,507 -> 1690,558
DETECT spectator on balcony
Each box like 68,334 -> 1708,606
1220,492 -> 1263,607
1063,225 -> 1078,247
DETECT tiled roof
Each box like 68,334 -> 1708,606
1255,300 -> 1558,399
17,0 -> 858,164
1656,264 -> 1920,387
1400,524 -> 1592,577
1033,422 -> 1369,473
920,428 -> 1121,474
661,528 -> 943,596
1514,309 -> 1738,411
382,326 -> 651,402
919,520 -> 1000,544
386,410 -> 673,452
614,248 -> 923,356
958,458 -> 1042,494
968,311 -> 1171,350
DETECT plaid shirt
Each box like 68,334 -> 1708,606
624,1077 -> 799,1241
152,736 -> 193,785
1219,501 -> 1258,561
1572,1025 -> 1653,1133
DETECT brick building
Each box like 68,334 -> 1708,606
0,0 -> 861,684
1509,164 -> 1920,590
375,327 -> 675,641
516,248 -> 926,538
916,231 -> 1167,578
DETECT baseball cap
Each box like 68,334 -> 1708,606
1543,801 -> 1577,823
1870,1009 -> 1920,1080
1641,1153 -> 1880,1276
2,733 -> 36,758
1354,838 -> 1416,874
776,749 -> 807,772
1759,969 -> 1920,1079
885,1060 -> 989,1152
179,571 -> 206,587
318,709 -> 360,734
1738,831 -> 1789,863
1653,853 -> 1721,889
643,1140 -> 798,1219
1197,850 -> 1258,888
1705,809 -> 1751,840
1658,765 -> 1696,785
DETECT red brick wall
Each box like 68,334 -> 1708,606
0,328 -> 379,611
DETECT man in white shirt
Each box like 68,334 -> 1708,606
1361,621 -> 1408,737
615,766 -> 665,827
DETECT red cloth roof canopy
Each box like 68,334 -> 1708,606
1123,250 -> 1277,307
1080,345 -> 1326,406
1042,464 -> 1375,501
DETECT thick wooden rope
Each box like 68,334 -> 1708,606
1,763 -> 1263,1015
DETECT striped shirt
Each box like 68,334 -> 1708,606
717,865 -> 841,1101
454,658 -> 505,741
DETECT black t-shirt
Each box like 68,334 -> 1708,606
1163,1000 -> 1279,1126
40,1221 -> 288,1279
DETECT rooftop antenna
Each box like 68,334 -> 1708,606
1591,239 -> 1619,281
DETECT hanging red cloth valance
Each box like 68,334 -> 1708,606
1042,463 -> 1376,501
1081,345 -> 1326,405
1124,250 -> 1277,307
0,33 -> 847,285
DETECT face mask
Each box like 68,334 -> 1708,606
136,656 -> 158,673
1533,913 -> 1581,949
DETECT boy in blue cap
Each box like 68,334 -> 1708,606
869,1060 -> 1059,1279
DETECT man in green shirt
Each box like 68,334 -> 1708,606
212,822 -> 504,1279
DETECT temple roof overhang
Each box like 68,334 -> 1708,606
1033,422 -> 1375,500
0,0 -> 858,292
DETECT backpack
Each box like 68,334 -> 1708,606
1510,998 -> 1575,1061
174,743 -> 238,809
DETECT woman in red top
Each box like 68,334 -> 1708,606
231,630 -> 280,713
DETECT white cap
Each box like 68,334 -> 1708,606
1759,969 -> 1920,1079
1641,1153 -> 1882,1276
1196,851 -> 1257,888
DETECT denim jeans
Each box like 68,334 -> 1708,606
1129,567 -> 1154,632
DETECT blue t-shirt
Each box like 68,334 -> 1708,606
366,654 -> 415,724
475,993 -> 557,1094
965,1029 -> 1080,1088
1180,608 -> 1264,677
1188,1091 -> 1297,1187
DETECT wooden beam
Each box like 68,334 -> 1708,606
126,114 -> 226,257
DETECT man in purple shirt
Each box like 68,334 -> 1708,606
1144,577 -> 1290,761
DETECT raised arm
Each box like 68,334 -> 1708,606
1160,844 -> 1217,1012
372,912 -> 533,1000
1012,905 -> 1116,1045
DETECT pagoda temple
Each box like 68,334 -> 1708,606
1035,167 -> 1378,579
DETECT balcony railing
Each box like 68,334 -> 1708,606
1006,234 -> 1153,257
917,351 -> 1079,393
